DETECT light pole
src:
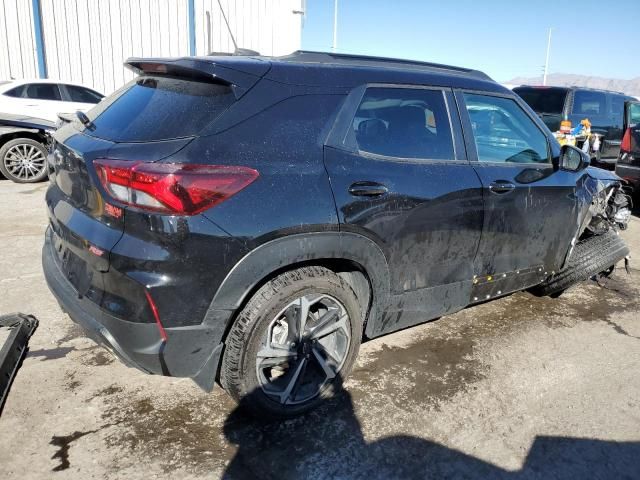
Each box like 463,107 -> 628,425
332,0 -> 338,52
543,28 -> 552,86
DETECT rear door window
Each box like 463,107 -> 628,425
87,76 -> 235,142
572,90 -> 606,116
24,83 -> 62,101
350,87 -> 454,160
463,93 -> 550,164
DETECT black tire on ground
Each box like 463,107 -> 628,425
0,138 -> 49,183
220,266 -> 363,418
532,229 -> 630,297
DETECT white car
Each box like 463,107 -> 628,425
0,79 -> 103,123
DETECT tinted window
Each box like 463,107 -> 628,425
3,86 -> 24,98
513,87 -> 568,114
629,103 -> 640,125
610,94 -> 626,117
25,83 -> 62,101
65,85 -> 103,103
572,90 -> 606,116
350,87 -> 454,160
88,76 -> 235,142
464,93 -> 549,164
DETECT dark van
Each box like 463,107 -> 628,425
514,86 -> 636,168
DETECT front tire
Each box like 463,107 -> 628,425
220,266 -> 362,418
0,138 -> 49,183
532,230 -> 629,297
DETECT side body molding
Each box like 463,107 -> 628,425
209,232 -> 391,334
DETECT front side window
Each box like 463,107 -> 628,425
572,90 -> 606,116
24,83 -> 62,101
350,87 -> 454,160
65,85 -> 103,104
463,93 -> 549,164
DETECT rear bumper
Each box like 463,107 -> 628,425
42,228 -> 229,389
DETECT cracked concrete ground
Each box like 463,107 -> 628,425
0,179 -> 639,479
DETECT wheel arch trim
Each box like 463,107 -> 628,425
209,231 -> 391,327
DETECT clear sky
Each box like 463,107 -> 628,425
301,0 -> 640,82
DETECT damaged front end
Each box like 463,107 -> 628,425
567,167 -> 632,267
579,168 -> 632,236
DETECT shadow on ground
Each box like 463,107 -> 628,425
221,385 -> 640,480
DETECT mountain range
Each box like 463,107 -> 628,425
506,74 -> 640,98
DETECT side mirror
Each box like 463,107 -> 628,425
559,144 -> 590,172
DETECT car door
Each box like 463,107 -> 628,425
606,93 -> 629,159
616,100 -> 640,185
456,91 -> 581,297
324,85 -> 484,335
21,83 -> 65,122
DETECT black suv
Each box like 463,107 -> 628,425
43,51 -> 631,417
513,85 -> 636,168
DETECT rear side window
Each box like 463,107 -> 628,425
65,85 -> 103,104
88,76 -> 235,142
513,87 -> 567,114
572,90 -> 606,116
629,103 -> 640,125
350,87 -> 454,160
464,93 -> 549,164
25,83 -> 62,101
3,86 -> 24,97
610,94 -> 626,117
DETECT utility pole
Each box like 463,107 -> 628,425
543,28 -> 552,86
332,0 -> 338,52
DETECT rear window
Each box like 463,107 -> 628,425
88,76 -> 235,142
514,87 -> 567,114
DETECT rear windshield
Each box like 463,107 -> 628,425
87,76 -> 235,142
513,87 -> 568,114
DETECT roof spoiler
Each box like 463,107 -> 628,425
125,56 -> 270,99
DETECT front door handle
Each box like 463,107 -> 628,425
348,181 -> 388,197
489,181 -> 515,194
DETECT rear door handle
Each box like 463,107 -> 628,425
348,181 -> 388,197
489,181 -> 515,194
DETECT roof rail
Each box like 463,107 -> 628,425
277,50 -> 492,81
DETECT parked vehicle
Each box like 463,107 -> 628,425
0,79 -> 103,123
43,52 -> 631,418
513,85 -> 635,168
616,100 -> 640,196
0,113 -> 54,183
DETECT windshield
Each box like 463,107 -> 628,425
87,76 -> 235,142
514,87 -> 568,115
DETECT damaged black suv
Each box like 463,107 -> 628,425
43,51 -> 631,417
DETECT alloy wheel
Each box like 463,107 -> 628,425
3,143 -> 47,181
256,293 -> 351,405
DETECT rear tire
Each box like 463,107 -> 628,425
220,266 -> 363,418
0,138 -> 49,183
532,230 -> 629,297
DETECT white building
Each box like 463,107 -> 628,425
0,0 -> 303,95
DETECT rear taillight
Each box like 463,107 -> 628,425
621,127 -> 632,153
93,160 -> 258,215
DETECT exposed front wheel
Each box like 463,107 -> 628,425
0,138 -> 49,183
220,266 -> 362,418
